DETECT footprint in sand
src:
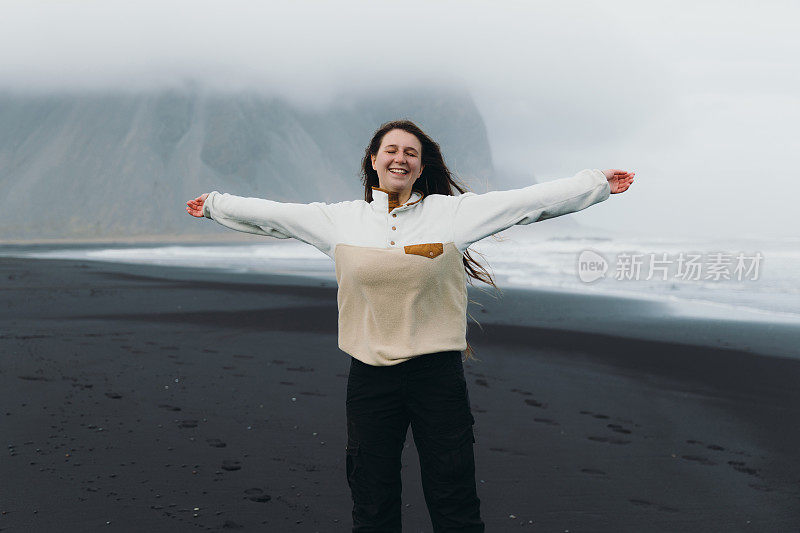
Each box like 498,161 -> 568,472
158,404 -> 181,411
524,399 -> 547,408
728,460 -> 758,476
177,420 -> 198,428
688,439 -> 732,453
105,392 -> 122,399
221,460 -> 242,471
580,468 -> 607,476
587,436 -> 631,445
533,418 -> 559,426
629,499 -> 679,513
607,423 -> 632,434
207,438 -> 227,448
474,379 -> 489,388
487,447 -> 526,456
244,487 -> 271,502
681,455 -> 716,465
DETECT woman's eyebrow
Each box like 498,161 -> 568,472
384,144 -> 419,153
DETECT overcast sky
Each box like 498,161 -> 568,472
1,0 -> 798,239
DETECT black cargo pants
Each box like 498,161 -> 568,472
345,350 -> 485,532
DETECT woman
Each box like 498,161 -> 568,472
186,120 -> 634,532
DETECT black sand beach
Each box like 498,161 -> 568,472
1,256 -> 799,532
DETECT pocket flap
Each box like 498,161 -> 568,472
404,243 -> 444,258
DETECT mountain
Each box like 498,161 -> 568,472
0,86 -> 496,241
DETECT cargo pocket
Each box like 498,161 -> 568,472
418,426 -> 477,484
345,439 -> 373,505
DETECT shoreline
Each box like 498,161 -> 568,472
4,253 -> 798,361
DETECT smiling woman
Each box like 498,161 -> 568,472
185,119 -> 634,531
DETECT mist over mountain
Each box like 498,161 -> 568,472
0,85 -> 585,242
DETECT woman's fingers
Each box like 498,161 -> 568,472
186,193 -> 209,217
608,170 -> 636,194
185,201 -> 205,217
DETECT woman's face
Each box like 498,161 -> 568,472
371,129 -> 424,193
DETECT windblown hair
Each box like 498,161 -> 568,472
360,119 -> 500,361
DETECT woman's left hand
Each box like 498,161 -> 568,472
603,169 -> 635,194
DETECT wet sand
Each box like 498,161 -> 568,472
1,256 -> 799,532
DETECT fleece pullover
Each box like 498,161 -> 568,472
203,169 -> 611,366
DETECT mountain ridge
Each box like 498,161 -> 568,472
0,86 -> 590,242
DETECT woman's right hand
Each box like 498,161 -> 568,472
602,169 -> 635,194
186,193 -> 210,218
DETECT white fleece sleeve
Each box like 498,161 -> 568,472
203,191 -> 338,258
452,169 -> 611,251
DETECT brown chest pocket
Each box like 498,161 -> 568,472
404,242 -> 444,259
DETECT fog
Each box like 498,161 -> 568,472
2,0 -> 798,239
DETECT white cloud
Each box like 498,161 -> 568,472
1,0 -> 798,238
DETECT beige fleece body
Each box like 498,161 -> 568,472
335,241 -> 468,366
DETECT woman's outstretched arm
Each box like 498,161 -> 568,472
186,191 -> 339,258
451,168 -> 634,251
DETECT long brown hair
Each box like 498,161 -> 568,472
360,119 -> 501,361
